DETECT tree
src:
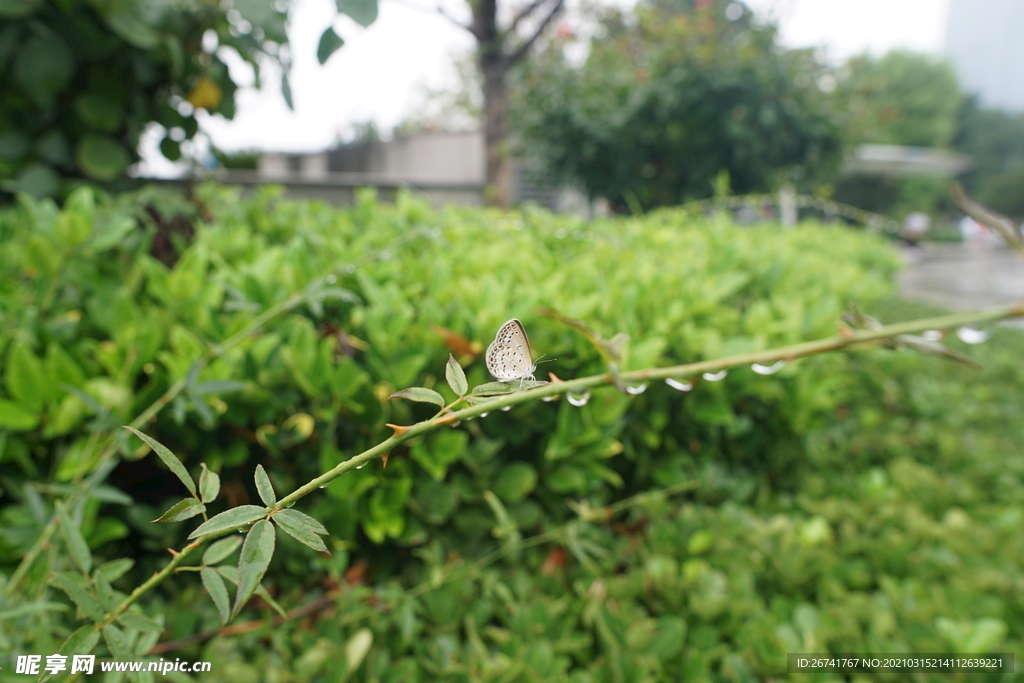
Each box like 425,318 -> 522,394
0,0 -> 374,199
512,0 -> 843,212
953,97 -> 1024,221
830,50 -> 964,219
835,50 -> 963,149
436,0 -> 565,207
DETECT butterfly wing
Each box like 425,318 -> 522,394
487,319 -> 536,381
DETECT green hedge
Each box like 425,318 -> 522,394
1,185 -> 1019,681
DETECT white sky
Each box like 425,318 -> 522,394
139,0 -> 952,173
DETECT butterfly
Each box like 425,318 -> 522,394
486,319 -> 545,383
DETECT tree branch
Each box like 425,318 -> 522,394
437,2 -> 480,39
508,0 -> 548,33
507,0 -> 564,65
949,180 -> 1024,258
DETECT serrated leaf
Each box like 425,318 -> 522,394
201,568 -> 231,625
203,536 -> 243,565
153,498 -> 206,523
254,464 -> 276,506
124,427 -> 196,497
56,501 -> 91,575
273,509 -> 330,555
103,623 -> 132,660
187,505 -> 267,540
199,464 -> 220,504
232,520 -> 276,618
95,559 -> 134,583
51,572 -> 104,621
445,354 -> 468,396
317,26 -> 345,64
117,611 -> 163,633
255,584 -> 288,618
388,387 -> 445,407
336,0 -> 377,26
60,625 -> 101,657
94,571 -> 117,611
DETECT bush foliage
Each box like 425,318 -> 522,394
0,186 -> 1020,680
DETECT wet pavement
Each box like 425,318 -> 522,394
896,243 -> 1024,322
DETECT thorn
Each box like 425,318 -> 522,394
381,452 -> 390,468
433,413 -> 459,425
167,548 -> 180,557
547,372 -> 566,383
385,423 -> 410,437
184,541 -> 201,551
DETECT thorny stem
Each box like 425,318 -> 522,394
27,301 -> 1024,632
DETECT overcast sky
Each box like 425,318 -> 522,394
139,0 -> 952,173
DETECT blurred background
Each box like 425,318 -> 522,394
2,0 -> 1024,680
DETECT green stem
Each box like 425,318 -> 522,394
36,301 -> 1024,622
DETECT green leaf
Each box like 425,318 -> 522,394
202,536 -> 242,565
388,387 -> 445,407
232,520 -> 276,617
336,0 -> 377,26
159,136 -> 182,161
281,71 -> 293,110
0,399 -> 39,430
5,341 -> 48,411
74,93 -> 122,132
470,382 -> 516,396
117,611 -> 163,633
13,33 -> 74,108
0,163 -> 56,197
492,462 -> 538,503
273,508 -> 330,555
201,568 -> 231,625
254,464 -> 276,506
50,572 -> 105,621
56,501 -> 91,575
76,135 -> 130,181
0,129 -> 29,160
59,625 -> 101,657
124,427 -> 197,497
445,354 -> 468,396
344,628 -> 374,674
93,568 -> 117,611
317,26 -> 345,65
95,558 -> 134,583
187,505 -> 267,539
0,0 -> 43,19
102,623 -> 132,660
199,463 -> 221,503
153,497 -> 206,523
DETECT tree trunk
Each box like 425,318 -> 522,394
482,59 -> 511,208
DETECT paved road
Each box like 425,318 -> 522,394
896,243 -> 1024,319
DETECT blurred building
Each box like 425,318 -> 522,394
240,130 -> 598,214
945,0 -> 1024,112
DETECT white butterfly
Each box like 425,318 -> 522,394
486,319 -> 540,383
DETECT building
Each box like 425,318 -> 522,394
945,0 -> 1024,112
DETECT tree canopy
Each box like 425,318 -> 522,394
0,0 -> 374,199
513,0 -> 843,211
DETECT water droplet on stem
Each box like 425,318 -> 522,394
956,326 -> 991,344
751,360 -> 786,375
625,382 -> 649,395
665,378 -> 694,392
567,391 -> 591,407
702,370 -> 728,382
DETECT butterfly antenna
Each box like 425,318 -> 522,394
534,355 -> 556,365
